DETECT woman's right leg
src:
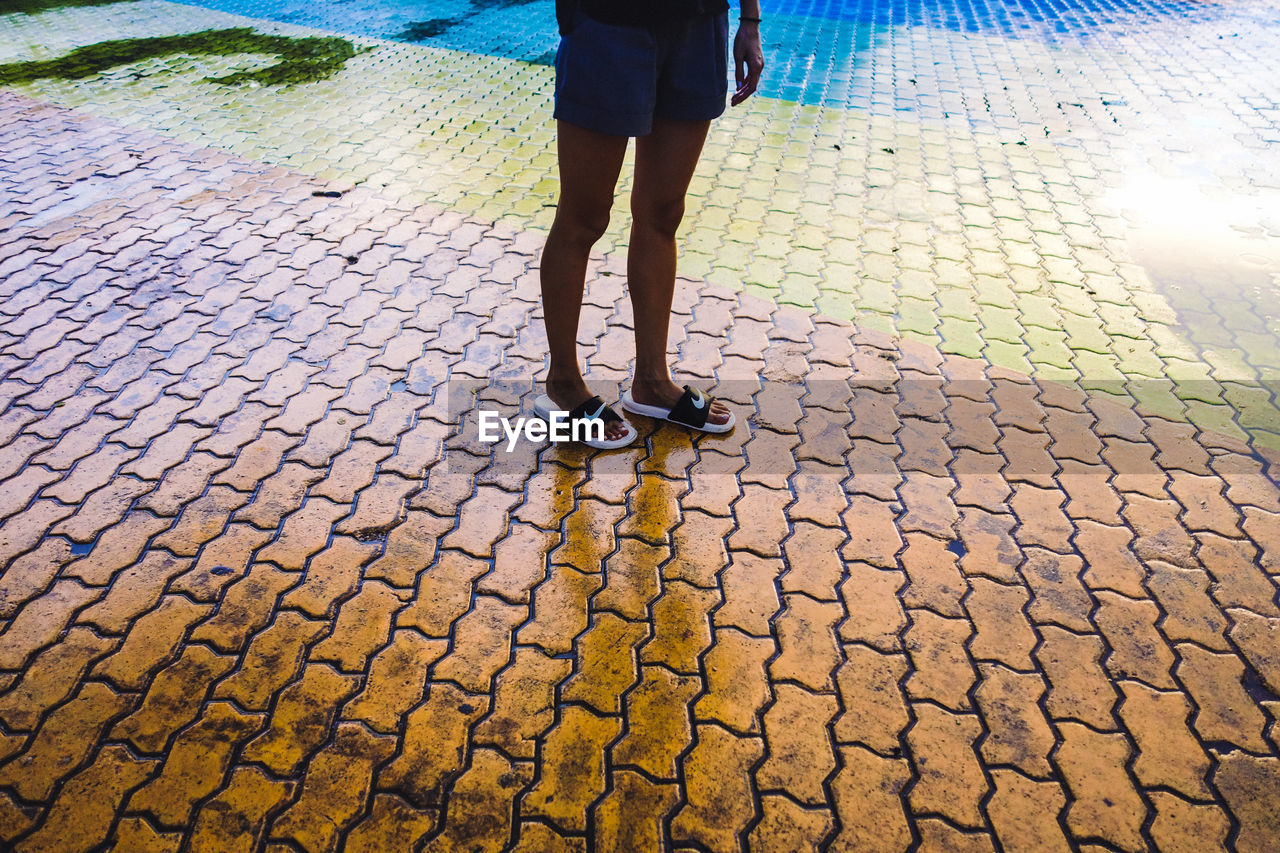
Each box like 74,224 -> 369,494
539,119 -> 631,439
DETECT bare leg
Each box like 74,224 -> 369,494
628,117 -> 730,425
539,120 -> 631,440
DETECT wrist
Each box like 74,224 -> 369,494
739,16 -> 761,25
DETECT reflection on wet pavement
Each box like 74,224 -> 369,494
3,0 -> 1280,850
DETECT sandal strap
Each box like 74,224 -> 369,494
666,386 -> 712,429
568,395 -> 623,425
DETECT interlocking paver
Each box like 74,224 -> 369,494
1056,723 -> 1148,852
1175,643 -> 1271,752
421,748 -> 532,853
715,551 -> 784,636
595,537 -> 667,621
128,701 -> 263,827
110,816 -> 183,853
396,549 -> 488,636
279,536 -> 378,619
1020,548 -> 1092,632
76,551 -> 191,635
151,485 -> 248,556
342,630 -> 446,734
365,509 -> 453,588
379,682 -> 488,809
671,724 -> 763,852
985,769 -> 1072,853
829,745 -> 912,853
965,577 -> 1037,668
269,722 -> 396,853
756,683 -> 839,804
0,626 -> 113,733
0,579 -> 100,672
1148,562 -> 1232,650
641,579 -> 718,674
523,705 -> 620,833
255,498 -> 349,569
972,664 -> 1053,777
838,562 -> 908,651
905,703 -> 988,829
613,665 -> 699,780
517,563 -> 602,655
112,644 -> 236,753
1211,753 -> 1280,853
17,744 -> 155,853
1037,626 -> 1119,730
593,770 -> 679,853
1075,520 -> 1147,598
0,538 -> 70,621
92,595 -> 211,690
749,796 -> 834,853
1147,792 -> 1230,853
170,523 -> 275,602
1118,681 -> 1212,798
212,611 -> 326,711
509,823 -> 585,853
904,610 -> 977,711
1093,591 -> 1178,688
344,794 -> 438,853
840,494 -> 903,568
900,531 -> 967,617
241,663 -> 361,774
1229,609 -> 1280,693
136,451 -> 234,517
471,646 -> 568,759
310,579 -> 406,672
431,594 -> 525,692
771,594 -> 843,691
780,522 -> 846,599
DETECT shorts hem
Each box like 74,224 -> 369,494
554,100 -> 653,137
654,96 -> 727,125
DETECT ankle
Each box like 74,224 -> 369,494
631,372 -> 674,388
629,377 -> 682,404
547,365 -> 584,386
545,373 -> 590,405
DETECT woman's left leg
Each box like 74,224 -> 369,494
626,116 -> 731,425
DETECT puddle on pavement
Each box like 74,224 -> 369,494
1111,175 -> 1280,363
1110,172 -> 1280,442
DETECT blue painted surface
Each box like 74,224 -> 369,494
768,0 -> 1214,31
172,0 -> 1228,105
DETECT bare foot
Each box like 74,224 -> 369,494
545,376 -> 632,442
628,378 -> 731,426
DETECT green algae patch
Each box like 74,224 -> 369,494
0,27 -> 357,87
0,0 -> 132,14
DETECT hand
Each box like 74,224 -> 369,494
731,22 -> 764,106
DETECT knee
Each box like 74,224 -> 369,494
553,205 -> 611,250
633,196 -> 686,239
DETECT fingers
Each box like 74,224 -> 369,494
731,63 -> 760,106
731,59 -> 756,106
731,71 -> 749,106
730,33 -> 764,106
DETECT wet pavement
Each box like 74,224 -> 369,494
2,0 -> 1280,850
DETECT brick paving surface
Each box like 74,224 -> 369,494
3,0 -> 1280,850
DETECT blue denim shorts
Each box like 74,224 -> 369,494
553,11 -> 729,137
